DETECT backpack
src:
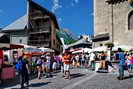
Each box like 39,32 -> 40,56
16,60 -> 25,71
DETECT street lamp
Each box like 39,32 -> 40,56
105,0 -> 114,43
111,4 -> 114,43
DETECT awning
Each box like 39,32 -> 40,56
10,44 -> 24,49
112,45 -> 133,51
72,48 -> 92,54
92,46 -> 107,52
0,43 -> 24,50
92,33 -> 109,42
0,43 -> 10,48
38,47 -> 55,52
93,33 -> 109,39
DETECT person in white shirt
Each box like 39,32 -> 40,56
75,54 -> 80,67
89,52 -> 95,68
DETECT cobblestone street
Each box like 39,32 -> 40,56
1,68 -> 133,89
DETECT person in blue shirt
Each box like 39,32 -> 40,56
117,48 -> 126,80
16,56 -> 29,88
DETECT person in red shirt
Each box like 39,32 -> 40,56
0,59 -> 2,84
62,52 -> 72,79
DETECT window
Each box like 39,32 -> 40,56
19,39 -> 22,43
100,44 -> 103,46
53,40 -> 56,45
128,11 -> 133,30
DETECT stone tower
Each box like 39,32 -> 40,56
93,0 -> 133,47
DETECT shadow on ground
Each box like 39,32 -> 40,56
0,74 -> 37,88
70,73 -> 85,79
1,76 -> 20,88
30,82 -> 51,87
7,82 -> 51,89
11,88 -> 29,89
123,75 -> 133,80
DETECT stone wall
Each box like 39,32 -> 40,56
94,0 -> 133,47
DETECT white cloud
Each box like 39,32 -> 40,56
74,0 -> 79,4
52,0 -> 62,13
71,0 -> 79,7
71,3 -> 74,6
58,17 -> 62,22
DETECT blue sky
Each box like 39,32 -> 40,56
0,0 -> 93,36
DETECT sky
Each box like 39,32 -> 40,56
0,0 -> 93,36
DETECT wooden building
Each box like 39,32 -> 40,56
1,0 -> 62,52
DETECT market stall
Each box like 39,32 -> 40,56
92,46 -> 107,52
72,48 -> 92,54
0,43 -> 24,80
38,47 -> 55,53
112,45 -> 133,51
23,46 -> 43,57
91,46 -> 108,72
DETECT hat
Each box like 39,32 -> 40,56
41,55 -> 45,58
118,48 -> 122,52
46,53 -> 50,55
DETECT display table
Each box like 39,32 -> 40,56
1,66 -> 16,80
95,61 -> 119,72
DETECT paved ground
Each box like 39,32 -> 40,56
1,67 -> 133,89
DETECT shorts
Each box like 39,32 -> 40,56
64,64 -> 70,71
52,62 -> 57,69
46,63 -> 50,69
36,64 -> 42,66
128,64 -> 133,69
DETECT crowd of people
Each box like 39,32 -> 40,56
14,52 -> 72,88
1,48 -> 133,88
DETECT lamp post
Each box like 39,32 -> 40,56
111,3 -> 114,43
105,0 -> 114,43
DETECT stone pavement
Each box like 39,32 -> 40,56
72,73 -> 133,89
1,68 -> 133,89
1,68 -> 94,89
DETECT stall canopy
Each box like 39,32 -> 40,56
112,45 -> 133,51
72,48 -> 92,54
0,43 -> 24,50
0,43 -> 10,48
10,44 -> 24,49
38,47 -> 55,52
92,46 -> 107,52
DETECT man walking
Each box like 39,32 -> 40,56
16,56 -> 29,88
62,52 -> 72,79
117,48 -> 126,80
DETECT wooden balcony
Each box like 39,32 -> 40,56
29,25 -> 51,33
28,40 -> 50,47
31,13 -> 50,20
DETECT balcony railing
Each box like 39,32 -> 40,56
29,25 -> 51,33
31,13 -> 50,20
28,41 -> 50,47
